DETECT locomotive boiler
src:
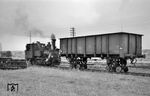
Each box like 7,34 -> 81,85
25,34 -> 60,66
60,32 -> 145,72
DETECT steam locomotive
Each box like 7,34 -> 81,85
25,34 -> 61,66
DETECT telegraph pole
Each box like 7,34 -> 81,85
70,27 -> 75,37
0,42 -> 2,51
29,31 -> 31,43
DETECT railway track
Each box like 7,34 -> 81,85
0,58 -> 27,69
1,58 -> 149,77
48,62 -> 150,77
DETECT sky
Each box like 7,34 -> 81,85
0,0 -> 150,51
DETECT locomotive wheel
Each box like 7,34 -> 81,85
124,67 -> 128,73
116,66 -> 122,73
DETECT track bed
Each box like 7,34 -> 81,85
59,59 -> 150,77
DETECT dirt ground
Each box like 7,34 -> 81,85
0,60 -> 150,96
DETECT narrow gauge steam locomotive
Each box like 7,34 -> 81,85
60,32 -> 145,72
25,34 -> 61,66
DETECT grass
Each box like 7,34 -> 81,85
0,66 -> 150,96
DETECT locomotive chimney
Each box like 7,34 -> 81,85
51,33 -> 56,50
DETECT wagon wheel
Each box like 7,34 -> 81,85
69,60 -> 75,69
116,66 -> 122,73
105,66 -> 110,72
68,57 -> 74,69
83,58 -> 87,69
76,63 -> 80,70
80,63 -> 85,70
105,65 -> 112,72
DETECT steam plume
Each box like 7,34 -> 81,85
14,6 -> 49,38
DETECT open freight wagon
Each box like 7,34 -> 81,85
60,32 -> 145,72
